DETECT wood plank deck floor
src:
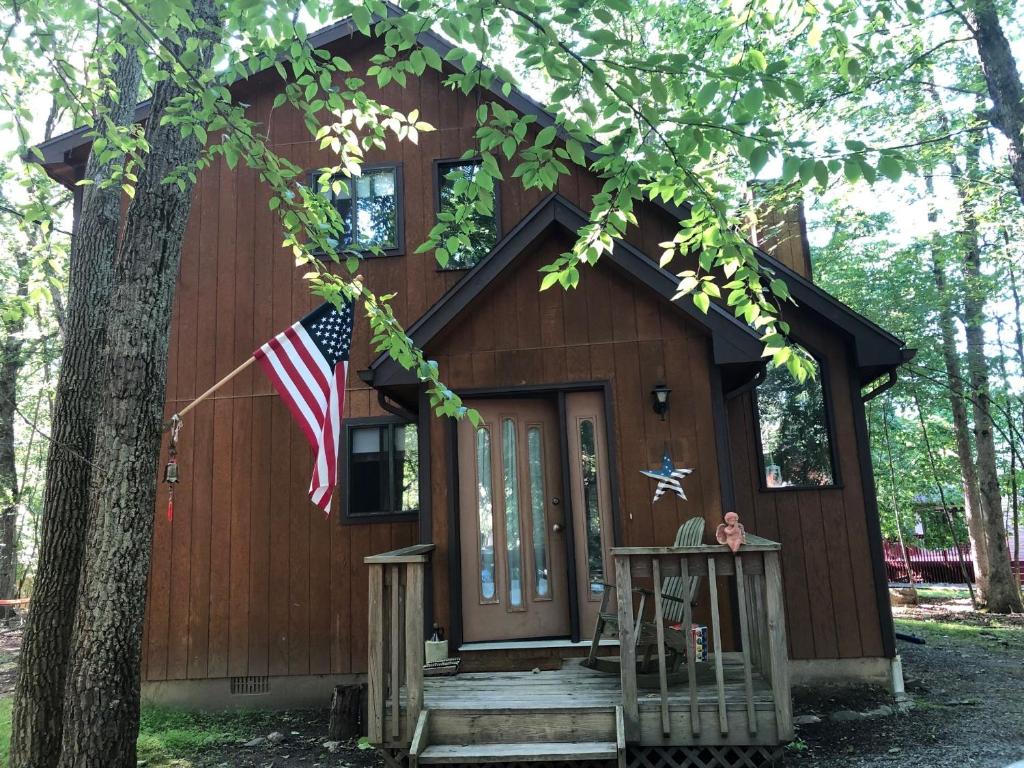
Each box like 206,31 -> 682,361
419,657 -> 775,711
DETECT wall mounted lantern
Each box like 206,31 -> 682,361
651,384 -> 672,420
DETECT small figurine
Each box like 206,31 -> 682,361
716,511 -> 746,553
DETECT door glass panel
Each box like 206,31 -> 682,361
476,427 -> 496,602
527,426 -> 550,598
579,419 -> 604,598
502,418 -> 524,608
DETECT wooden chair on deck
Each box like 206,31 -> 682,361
584,517 -> 706,673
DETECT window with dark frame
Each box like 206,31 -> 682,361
317,165 -> 402,254
345,420 -> 419,520
436,159 -> 499,270
754,348 -> 837,489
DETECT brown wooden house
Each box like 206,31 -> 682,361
37,8 -> 912,765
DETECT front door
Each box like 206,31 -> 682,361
458,398 -> 570,641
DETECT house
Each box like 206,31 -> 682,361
36,7 -> 912,766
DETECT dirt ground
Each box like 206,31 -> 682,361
2,589 -> 1022,767
787,589 -> 1024,768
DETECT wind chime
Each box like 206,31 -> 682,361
163,414 -> 182,521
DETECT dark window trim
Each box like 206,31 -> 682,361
340,414 -> 419,525
432,156 -> 502,272
751,338 -> 843,493
309,162 -> 406,258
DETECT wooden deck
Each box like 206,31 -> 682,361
387,659 -> 782,749
365,543 -> 792,766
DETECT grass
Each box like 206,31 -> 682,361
895,616 -> 1024,651
0,699 -> 290,767
912,586 -> 972,602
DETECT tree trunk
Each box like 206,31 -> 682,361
57,4 -> 219,764
967,0 -> 1024,206
926,172 -> 989,599
955,144 -> 1023,614
9,48 -> 142,768
930,255 -> 989,598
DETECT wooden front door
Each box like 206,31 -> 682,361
458,398 -> 571,641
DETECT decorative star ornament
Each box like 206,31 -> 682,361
640,451 -> 694,502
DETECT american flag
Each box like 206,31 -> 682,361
640,451 -> 693,503
254,300 -> 353,512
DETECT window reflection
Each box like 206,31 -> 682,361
756,349 -> 835,488
579,419 -> 604,598
502,418 -> 523,608
527,427 -> 550,598
476,427 -> 496,602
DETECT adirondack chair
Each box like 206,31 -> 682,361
584,517 -> 706,672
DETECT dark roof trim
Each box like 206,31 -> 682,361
367,193 -> 765,388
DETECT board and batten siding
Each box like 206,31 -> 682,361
726,303 -> 885,661
144,32 -> 886,685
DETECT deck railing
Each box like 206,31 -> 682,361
608,538 -> 792,743
365,543 -> 434,746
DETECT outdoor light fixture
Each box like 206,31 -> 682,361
651,384 -> 672,420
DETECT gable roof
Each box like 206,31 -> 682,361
35,2 -> 910,382
366,193 -> 765,388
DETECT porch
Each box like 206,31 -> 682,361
365,540 -> 793,767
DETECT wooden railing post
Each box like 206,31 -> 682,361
367,563 -> 385,744
614,553 -> 639,740
764,550 -> 793,740
734,554 -> 757,735
405,561 -> 426,739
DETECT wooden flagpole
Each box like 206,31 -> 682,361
175,356 -> 257,420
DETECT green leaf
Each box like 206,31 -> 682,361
843,158 -> 862,183
877,155 -> 902,182
695,81 -> 718,109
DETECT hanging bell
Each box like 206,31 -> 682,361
164,458 -> 179,485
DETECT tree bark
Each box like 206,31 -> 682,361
930,255 -> 989,598
954,144 -> 1023,613
967,0 -> 1024,206
9,49 -> 142,768
57,4 -> 219,764
926,171 -> 989,599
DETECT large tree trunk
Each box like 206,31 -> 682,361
967,0 -> 1024,206
9,49 -> 142,768
57,4 -> 219,764
931,255 -> 989,598
955,145 -> 1023,614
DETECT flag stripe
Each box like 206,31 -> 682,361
253,301 -> 353,513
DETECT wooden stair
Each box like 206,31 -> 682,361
409,706 -> 626,767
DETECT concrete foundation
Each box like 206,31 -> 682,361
789,656 -> 904,692
142,673 -> 364,711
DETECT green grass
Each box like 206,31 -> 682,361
0,699 -> 289,767
0,696 -> 10,763
913,586 -> 972,602
895,616 -> 1024,651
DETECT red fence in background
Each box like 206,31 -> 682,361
884,541 -> 975,584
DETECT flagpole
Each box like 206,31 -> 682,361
174,355 -> 258,421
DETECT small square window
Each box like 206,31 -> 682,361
344,419 -> 419,521
436,159 -> 499,270
317,165 -> 402,255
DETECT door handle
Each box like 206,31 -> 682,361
552,523 -> 564,533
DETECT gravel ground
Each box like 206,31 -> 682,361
787,593 -> 1024,768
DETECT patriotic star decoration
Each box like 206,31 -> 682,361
640,451 -> 694,503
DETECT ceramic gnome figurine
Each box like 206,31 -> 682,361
715,511 -> 746,553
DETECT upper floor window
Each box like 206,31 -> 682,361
436,159 -> 499,270
755,349 -> 836,489
318,164 -> 403,255
343,418 -> 418,522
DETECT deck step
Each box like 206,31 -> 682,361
428,707 -> 617,744
418,741 -> 618,764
